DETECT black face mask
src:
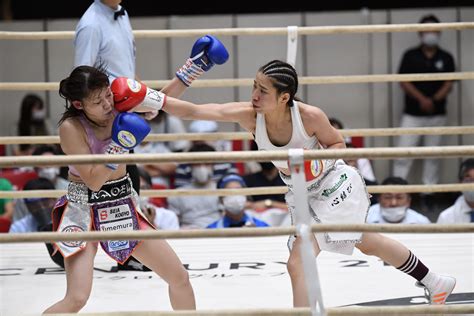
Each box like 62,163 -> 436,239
25,198 -> 55,229
259,162 -> 275,171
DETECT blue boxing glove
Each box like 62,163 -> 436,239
105,112 -> 151,170
176,35 -> 229,86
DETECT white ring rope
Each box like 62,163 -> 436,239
1,223 -> 473,244
1,72 -> 473,91
1,125 -> 473,145
1,21 -> 473,316
1,183 -> 473,199
0,146 -> 473,167
48,304 -> 474,316
1,22 -> 473,40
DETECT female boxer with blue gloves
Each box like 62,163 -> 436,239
44,35 -> 228,313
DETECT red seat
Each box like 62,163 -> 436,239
0,216 -> 11,233
150,184 -> 168,208
232,140 -> 245,175
350,136 -> 364,148
0,170 -> 38,190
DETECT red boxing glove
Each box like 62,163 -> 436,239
111,77 -> 166,113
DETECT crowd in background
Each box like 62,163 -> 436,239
1,106 -> 473,236
1,11 -> 473,245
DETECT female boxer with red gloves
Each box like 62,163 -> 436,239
44,35 -> 228,313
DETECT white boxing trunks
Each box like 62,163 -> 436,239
281,159 -> 370,255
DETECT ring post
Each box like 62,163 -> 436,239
288,148 -> 326,316
286,26 -> 298,67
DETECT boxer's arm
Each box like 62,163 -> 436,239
59,119 -> 117,191
176,35 -> 229,87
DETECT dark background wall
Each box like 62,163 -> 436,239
4,0 -> 474,20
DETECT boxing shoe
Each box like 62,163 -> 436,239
416,273 -> 456,305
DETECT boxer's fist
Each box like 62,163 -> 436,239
111,112 -> 150,150
105,112 -> 151,170
176,35 -> 229,86
189,35 -> 229,71
112,77 -> 166,113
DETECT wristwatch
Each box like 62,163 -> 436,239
264,199 -> 272,208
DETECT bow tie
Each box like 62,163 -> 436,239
114,7 -> 125,20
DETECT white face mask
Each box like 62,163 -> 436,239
462,191 -> 474,203
32,109 -> 46,121
380,206 -> 407,223
38,167 -> 59,181
222,195 -> 246,214
192,166 -> 212,184
421,32 -> 439,47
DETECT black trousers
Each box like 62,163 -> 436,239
126,149 -> 140,194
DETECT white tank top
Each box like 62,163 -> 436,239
254,101 -> 319,169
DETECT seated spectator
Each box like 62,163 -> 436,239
167,144 -> 221,228
244,161 -> 288,212
207,173 -> 269,228
9,178 -> 56,233
367,176 -> 430,224
138,167 -> 179,230
134,140 -> 178,188
15,93 -> 54,156
8,178 -> 64,268
188,120 -> 232,152
11,146 -> 64,223
329,117 -> 376,183
32,145 -> 69,190
134,111 -> 190,188
174,143 -> 237,188
150,111 -> 190,152
0,178 -> 15,232
437,158 -> 474,223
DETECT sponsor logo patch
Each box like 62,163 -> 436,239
97,205 -> 132,223
322,173 -> 348,197
117,130 -> 136,148
127,79 -> 141,92
61,225 -> 85,247
108,240 -> 129,252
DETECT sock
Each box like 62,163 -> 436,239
396,251 -> 429,281
420,271 -> 438,288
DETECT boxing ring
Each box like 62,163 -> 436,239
1,21 -> 474,315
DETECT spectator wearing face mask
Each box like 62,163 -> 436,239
367,176 -> 430,224
207,173 -> 269,228
15,94 -> 54,156
437,159 -> 474,223
167,144 -> 221,228
174,142 -> 237,188
31,145 -> 69,190
393,14 -> 456,203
